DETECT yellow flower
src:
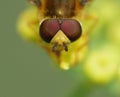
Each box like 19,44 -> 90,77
92,1 -> 118,22
84,45 -> 119,84
118,65 -> 120,81
17,7 -> 41,42
108,21 -> 120,45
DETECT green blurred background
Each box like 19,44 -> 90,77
0,0 -> 119,97
0,1 -> 81,97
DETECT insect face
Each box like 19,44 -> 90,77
18,0 -> 96,69
39,19 -> 82,51
28,0 -> 91,52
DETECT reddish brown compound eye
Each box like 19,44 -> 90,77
61,19 -> 82,42
40,19 -> 60,42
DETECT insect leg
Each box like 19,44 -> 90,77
80,0 -> 87,6
80,0 -> 91,6
28,0 -> 41,7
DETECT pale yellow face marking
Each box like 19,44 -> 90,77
51,30 -> 70,45
50,30 -> 71,51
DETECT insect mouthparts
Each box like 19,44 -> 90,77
52,42 -> 68,52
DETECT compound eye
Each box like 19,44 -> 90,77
61,19 -> 82,42
40,19 -> 60,43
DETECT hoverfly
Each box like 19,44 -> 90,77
17,0 -> 97,70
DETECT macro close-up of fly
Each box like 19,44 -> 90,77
17,0 -> 97,70
0,0 -> 119,97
